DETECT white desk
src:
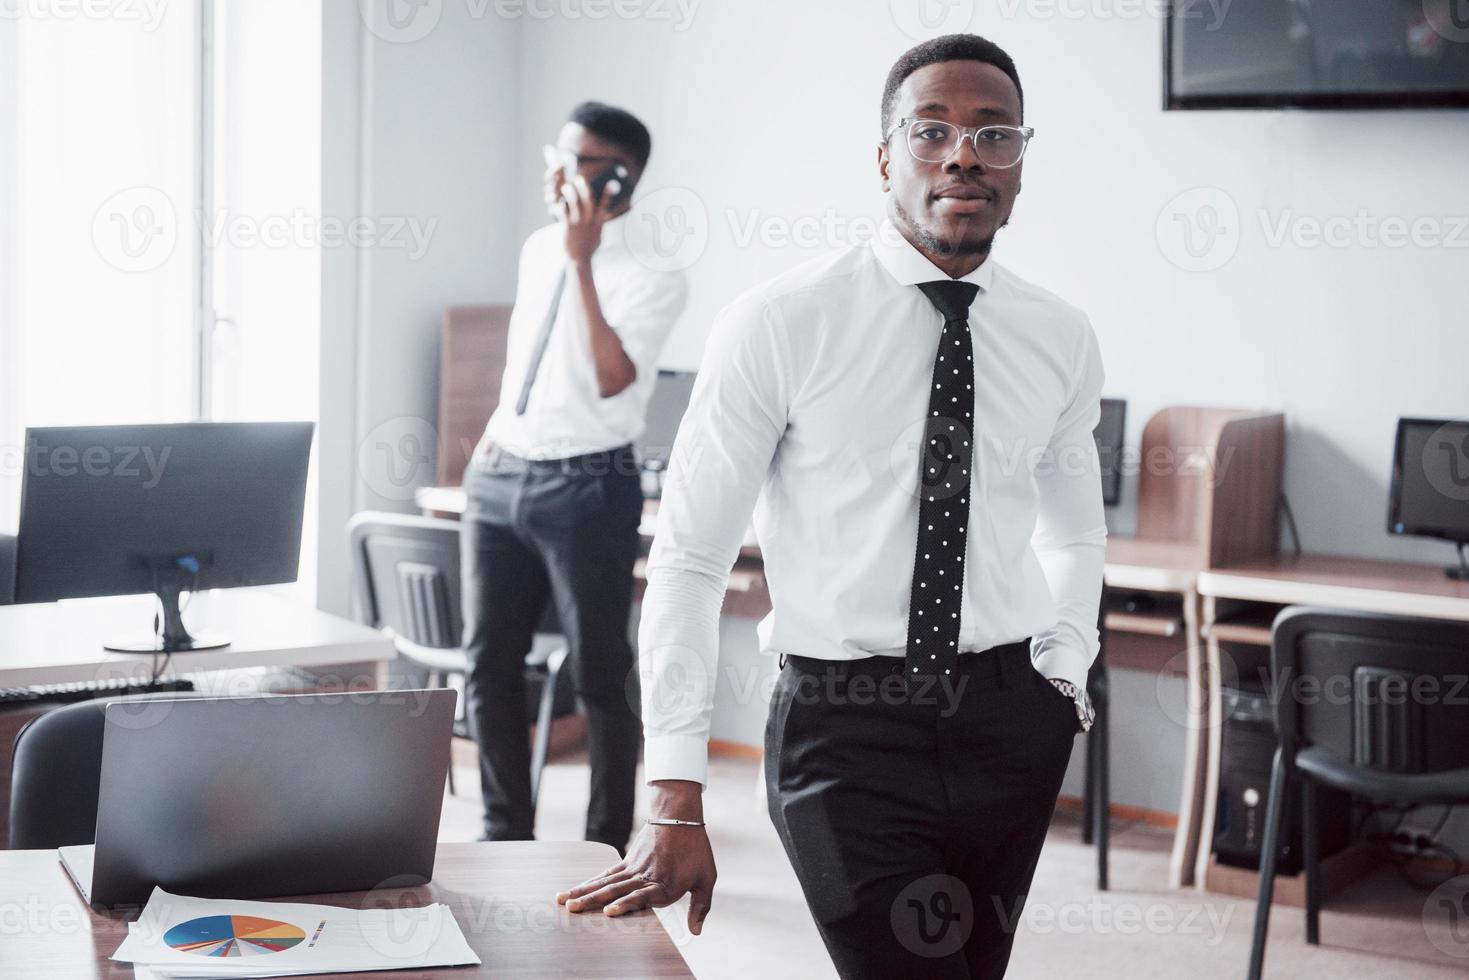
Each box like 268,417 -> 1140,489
0,588 -> 394,688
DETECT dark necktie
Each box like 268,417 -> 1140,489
514,268 -> 568,416
905,279 -> 981,685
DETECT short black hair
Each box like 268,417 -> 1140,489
880,34 -> 1024,135
568,101 -> 652,170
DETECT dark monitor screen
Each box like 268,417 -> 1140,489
14,421 -> 314,604
1388,417 -> 1469,544
1094,398 -> 1127,508
1166,1 -> 1469,109
638,370 -> 697,468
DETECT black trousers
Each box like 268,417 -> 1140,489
764,640 -> 1079,980
461,443 -> 643,853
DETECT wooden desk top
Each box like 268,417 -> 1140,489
0,589 -> 394,688
1198,554 -> 1469,621
0,841 -> 693,979
1103,537 -> 1206,594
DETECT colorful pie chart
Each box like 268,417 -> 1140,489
163,914 -> 307,957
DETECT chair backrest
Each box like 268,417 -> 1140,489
347,512 -> 464,649
9,692 -> 199,849
1271,607 -> 1469,775
0,533 -> 15,604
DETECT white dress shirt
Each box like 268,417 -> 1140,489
638,220 -> 1108,787
481,212 -> 688,460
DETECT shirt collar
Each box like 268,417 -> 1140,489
871,217 -> 995,293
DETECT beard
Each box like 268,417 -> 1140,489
893,198 -> 1004,261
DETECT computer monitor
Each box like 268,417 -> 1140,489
14,421 -> 314,650
1094,398 -> 1127,508
636,369 -> 697,496
1387,417 -> 1469,580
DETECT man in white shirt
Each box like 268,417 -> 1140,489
462,102 -> 687,856
556,36 -> 1106,978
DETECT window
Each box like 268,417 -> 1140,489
0,0 -> 321,600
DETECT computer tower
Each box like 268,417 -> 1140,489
1212,683 -> 1351,874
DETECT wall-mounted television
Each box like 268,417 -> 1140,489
1165,1 -> 1469,109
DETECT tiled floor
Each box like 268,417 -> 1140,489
438,743 -> 1469,979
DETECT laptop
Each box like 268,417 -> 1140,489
59,688 -> 456,908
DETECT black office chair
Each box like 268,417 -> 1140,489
9,691 -> 202,849
1247,607 -> 1469,980
1080,596 -> 1110,890
346,512 -> 570,807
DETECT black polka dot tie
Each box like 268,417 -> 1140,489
906,279 -> 980,686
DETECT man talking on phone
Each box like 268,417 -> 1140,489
463,102 -> 686,856
556,36 -> 1106,978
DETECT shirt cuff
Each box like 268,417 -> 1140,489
643,734 -> 710,788
1030,638 -> 1091,693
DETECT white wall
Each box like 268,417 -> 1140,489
318,1 -> 524,616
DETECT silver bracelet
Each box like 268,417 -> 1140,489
646,817 -> 705,827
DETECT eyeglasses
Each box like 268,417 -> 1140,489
883,118 -> 1035,169
543,144 -> 623,173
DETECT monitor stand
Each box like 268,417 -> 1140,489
104,576 -> 230,654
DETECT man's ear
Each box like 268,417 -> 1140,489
878,143 -> 891,193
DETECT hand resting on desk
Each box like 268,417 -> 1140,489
555,779 -> 716,935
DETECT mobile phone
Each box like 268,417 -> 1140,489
587,163 -> 633,210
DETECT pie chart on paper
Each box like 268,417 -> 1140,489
163,914 -> 307,956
